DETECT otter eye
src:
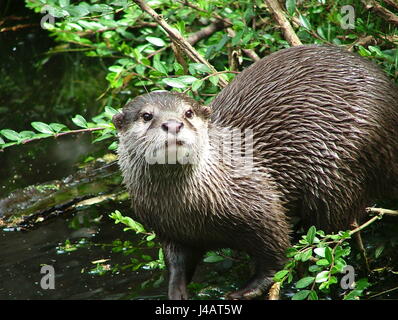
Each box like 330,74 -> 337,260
142,112 -> 153,122
185,110 -> 194,119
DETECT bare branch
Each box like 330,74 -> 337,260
187,20 -> 230,45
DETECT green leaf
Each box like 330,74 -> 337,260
316,26 -> 326,40
108,65 -> 124,73
308,290 -> 319,300
299,14 -> 312,30
1,129 -> 21,141
203,254 -> 225,263
285,0 -> 296,15
72,115 -> 88,128
301,248 -> 313,262
49,123 -> 68,133
19,131 -> 36,139
189,63 -> 211,74
316,258 -> 330,266
153,59 -> 168,75
375,245 -> 384,258
331,258 -> 346,274
315,271 -> 329,283
146,36 -> 166,47
308,264 -> 322,272
59,0 -> 70,7
296,276 -> 315,289
314,247 -> 326,257
292,290 -> 310,300
177,75 -> 197,84
286,247 -> 298,258
146,234 -> 156,241
92,133 -> 113,143
31,122 -> 55,134
306,226 -> 316,244
209,75 -> 219,86
108,141 -> 118,150
274,270 -> 289,282
104,106 -> 119,119
191,79 -> 203,91
325,246 -> 333,264
162,78 -> 187,88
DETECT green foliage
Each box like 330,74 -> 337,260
0,107 -> 118,150
274,225 -> 371,300
0,0 -> 390,151
109,210 -> 165,271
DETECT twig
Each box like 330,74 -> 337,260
264,0 -> 302,46
365,207 -> 398,215
132,0 -> 228,88
187,20 -> 230,45
361,0 -> 398,26
178,0 -> 260,62
346,35 -> 376,51
347,207 -> 398,236
0,23 -> 38,32
20,127 -> 105,145
351,219 -> 370,273
349,214 -> 383,235
368,286 -> 398,299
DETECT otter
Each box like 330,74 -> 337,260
113,45 -> 398,300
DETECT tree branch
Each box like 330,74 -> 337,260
178,0 -> 260,62
264,0 -> 302,46
132,0 -> 228,88
187,20 -> 230,45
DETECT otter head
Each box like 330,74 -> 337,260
113,91 -> 212,166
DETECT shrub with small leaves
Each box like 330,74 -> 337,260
274,226 -> 371,300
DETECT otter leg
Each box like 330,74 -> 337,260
163,242 -> 203,300
227,258 -> 275,300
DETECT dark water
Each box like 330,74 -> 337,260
0,200 -> 167,300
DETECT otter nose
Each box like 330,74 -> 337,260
161,120 -> 184,134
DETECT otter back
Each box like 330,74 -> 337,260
210,45 -> 398,231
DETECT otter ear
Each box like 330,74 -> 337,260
112,112 -> 125,131
201,106 -> 212,119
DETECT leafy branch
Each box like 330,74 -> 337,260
274,207 -> 398,300
0,106 -> 119,151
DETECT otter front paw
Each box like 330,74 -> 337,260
227,287 -> 264,300
226,275 -> 274,300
